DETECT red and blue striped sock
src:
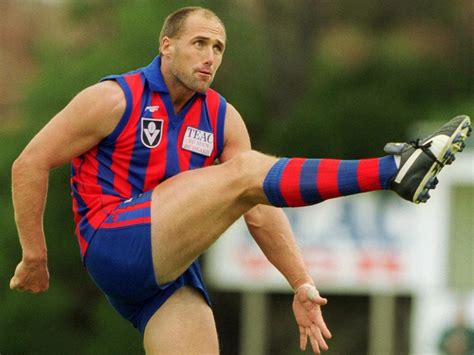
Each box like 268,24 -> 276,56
263,156 -> 397,207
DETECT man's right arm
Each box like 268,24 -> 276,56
10,81 -> 125,293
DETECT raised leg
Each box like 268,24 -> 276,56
149,150 -> 395,284
150,150 -> 274,284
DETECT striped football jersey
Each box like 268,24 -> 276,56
71,56 -> 227,256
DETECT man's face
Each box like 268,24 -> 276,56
164,13 -> 226,93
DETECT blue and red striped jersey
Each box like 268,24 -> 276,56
71,56 -> 227,257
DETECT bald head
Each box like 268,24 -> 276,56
159,7 -> 226,55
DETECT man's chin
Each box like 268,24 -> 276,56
194,84 -> 211,94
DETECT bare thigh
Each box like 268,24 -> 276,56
151,151 -> 275,283
143,286 -> 219,355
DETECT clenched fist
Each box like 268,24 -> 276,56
10,259 -> 49,293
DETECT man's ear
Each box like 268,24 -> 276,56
161,36 -> 172,57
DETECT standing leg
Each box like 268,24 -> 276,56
143,287 -> 219,355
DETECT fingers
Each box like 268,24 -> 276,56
320,319 -> 332,339
308,328 -> 320,354
10,276 -> 44,293
314,312 -> 332,340
9,276 -> 18,290
311,324 -> 329,352
300,324 -> 331,354
10,266 -> 24,291
299,325 -> 307,351
305,325 -> 330,355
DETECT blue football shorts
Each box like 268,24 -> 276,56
84,190 -> 211,333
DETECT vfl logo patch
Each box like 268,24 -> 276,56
182,126 -> 214,157
141,118 -> 163,148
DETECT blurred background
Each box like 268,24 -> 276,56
0,0 -> 472,354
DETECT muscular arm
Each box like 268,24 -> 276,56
244,206 -> 313,287
220,104 -> 312,290
221,104 -> 331,353
10,81 -> 125,293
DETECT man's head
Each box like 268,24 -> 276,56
159,7 -> 226,54
159,7 -> 226,94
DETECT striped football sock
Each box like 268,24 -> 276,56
263,156 -> 397,207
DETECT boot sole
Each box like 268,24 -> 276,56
412,115 -> 471,203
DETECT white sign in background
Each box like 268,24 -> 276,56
206,180 -> 448,293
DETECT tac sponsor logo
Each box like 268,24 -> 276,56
141,118 -> 163,148
182,126 -> 214,157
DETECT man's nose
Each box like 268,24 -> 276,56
203,47 -> 215,65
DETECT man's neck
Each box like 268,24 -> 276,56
160,64 -> 195,115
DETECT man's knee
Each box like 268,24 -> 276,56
226,150 -> 274,184
220,150 -> 275,204
238,150 -> 275,194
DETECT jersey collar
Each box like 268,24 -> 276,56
143,55 -> 207,97
143,56 -> 169,93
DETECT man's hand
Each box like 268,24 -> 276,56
292,283 -> 332,354
10,259 -> 49,293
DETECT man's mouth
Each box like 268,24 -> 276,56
197,69 -> 212,78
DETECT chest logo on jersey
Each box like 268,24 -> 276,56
141,118 -> 163,148
182,126 -> 214,157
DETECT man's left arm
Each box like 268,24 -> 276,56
220,103 -> 331,353
244,205 -> 331,353
244,205 -> 311,288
